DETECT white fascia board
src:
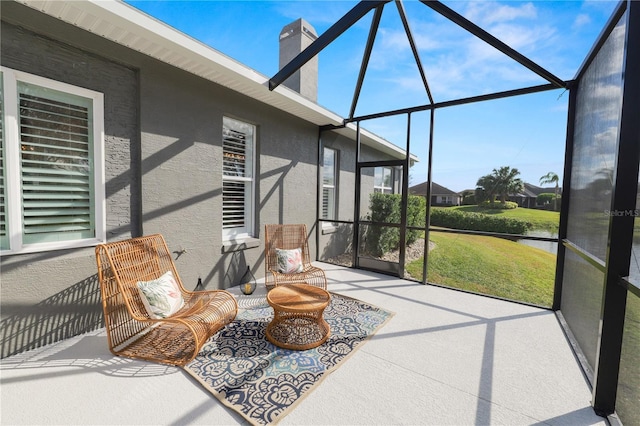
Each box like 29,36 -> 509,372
15,0 -> 412,161
340,124 -> 419,163
16,0 -> 342,124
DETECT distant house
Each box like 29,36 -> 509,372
509,183 -> 560,208
410,182 -> 461,206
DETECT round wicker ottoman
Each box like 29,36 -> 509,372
266,284 -> 331,350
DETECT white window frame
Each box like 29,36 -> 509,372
374,166 -> 393,194
222,116 -> 255,241
1,66 -> 105,254
322,147 -> 337,222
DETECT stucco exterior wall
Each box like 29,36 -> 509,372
138,61 -> 320,290
0,19 -> 138,358
0,2 -> 403,358
0,2 -> 321,357
318,131 -> 402,261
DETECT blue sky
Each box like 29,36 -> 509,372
126,0 -> 618,191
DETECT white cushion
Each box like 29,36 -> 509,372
137,270 -> 185,319
275,247 -> 303,274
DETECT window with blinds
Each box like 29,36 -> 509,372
0,72 -> 7,250
19,83 -> 94,244
322,147 -> 337,220
222,117 -> 254,239
1,67 -> 105,254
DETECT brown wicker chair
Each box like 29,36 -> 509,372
264,224 -> 327,290
95,234 -> 238,366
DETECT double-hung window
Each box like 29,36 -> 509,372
322,147 -> 337,221
374,166 -> 393,194
222,116 -> 255,240
0,67 -> 105,254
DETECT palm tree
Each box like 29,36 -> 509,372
476,166 -> 524,205
475,174 -> 497,203
539,172 -> 560,211
494,166 -> 524,203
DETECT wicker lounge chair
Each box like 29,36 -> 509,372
264,224 -> 327,290
95,234 -> 238,366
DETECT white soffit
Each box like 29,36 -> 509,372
15,0 -> 413,161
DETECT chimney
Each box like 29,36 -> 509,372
279,18 -> 318,102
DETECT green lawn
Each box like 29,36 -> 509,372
443,205 -> 560,232
619,293 -> 640,425
406,232 -> 556,307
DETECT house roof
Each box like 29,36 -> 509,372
13,0 -> 416,163
409,181 -> 459,196
526,182 -> 559,195
513,182 -> 560,198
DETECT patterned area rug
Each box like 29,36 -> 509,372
183,292 -> 394,425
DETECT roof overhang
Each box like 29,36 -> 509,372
13,0 -> 416,162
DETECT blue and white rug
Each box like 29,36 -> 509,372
183,292 -> 394,425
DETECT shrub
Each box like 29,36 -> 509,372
430,208 -> 531,234
536,193 -> 557,204
462,194 -> 476,205
406,195 -> 426,243
536,193 -> 561,211
363,194 -> 531,257
364,193 -> 425,257
365,193 -> 400,257
479,200 -> 518,210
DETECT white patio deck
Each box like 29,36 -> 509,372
1,263 -> 605,425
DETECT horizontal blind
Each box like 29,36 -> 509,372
0,74 -> 6,250
222,180 -> 246,229
322,148 -> 336,220
322,186 -> 335,220
222,124 -> 246,230
322,148 -> 335,186
223,127 -> 247,178
222,117 -> 254,236
322,188 -> 329,218
18,83 -> 94,244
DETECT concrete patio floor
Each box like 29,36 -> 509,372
1,263 -> 606,425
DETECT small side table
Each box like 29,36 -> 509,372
266,284 -> 331,350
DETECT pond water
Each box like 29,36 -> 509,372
518,230 -> 559,255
